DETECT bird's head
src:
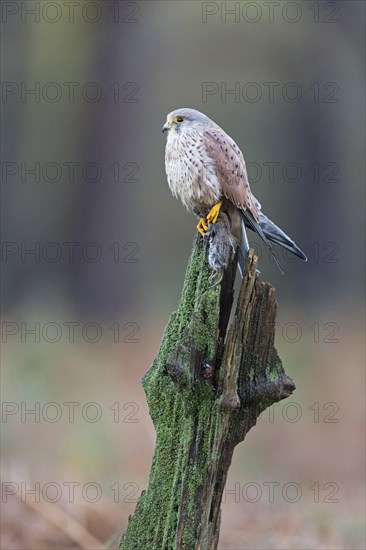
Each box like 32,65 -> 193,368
162,108 -> 212,135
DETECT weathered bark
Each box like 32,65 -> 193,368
119,232 -> 295,550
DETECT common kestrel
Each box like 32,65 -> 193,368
162,108 -> 307,274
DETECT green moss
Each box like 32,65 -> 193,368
120,237 -> 290,549
120,238 -> 223,550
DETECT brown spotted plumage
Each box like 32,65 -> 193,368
203,126 -> 259,221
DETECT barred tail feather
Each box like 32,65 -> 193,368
257,212 -> 308,261
240,209 -> 307,274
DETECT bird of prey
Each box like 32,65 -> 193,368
162,108 -> 307,274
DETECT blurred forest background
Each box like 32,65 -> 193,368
1,1 -> 365,548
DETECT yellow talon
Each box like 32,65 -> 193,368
206,200 -> 223,225
197,217 -> 208,237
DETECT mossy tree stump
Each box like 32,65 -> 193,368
119,234 -> 295,550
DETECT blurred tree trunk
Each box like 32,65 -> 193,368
119,234 -> 295,549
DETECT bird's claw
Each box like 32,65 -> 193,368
196,201 -> 223,237
197,217 -> 208,237
206,200 -> 223,225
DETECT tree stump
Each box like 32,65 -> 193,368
119,231 -> 295,550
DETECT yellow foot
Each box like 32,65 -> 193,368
197,217 -> 208,237
206,200 -> 223,225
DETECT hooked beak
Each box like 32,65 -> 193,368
162,121 -> 171,133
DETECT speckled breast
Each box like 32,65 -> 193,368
165,129 -> 222,211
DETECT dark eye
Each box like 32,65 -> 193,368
174,115 -> 185,123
